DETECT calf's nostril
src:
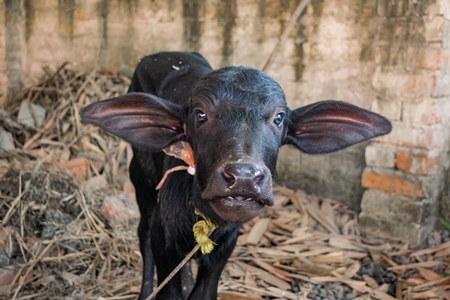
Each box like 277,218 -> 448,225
222,169 -> 236,184
253,173 -> 265,184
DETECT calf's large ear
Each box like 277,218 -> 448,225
285,100 -> 392,154
80,92 -> 184,151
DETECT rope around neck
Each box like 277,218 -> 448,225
193,218 -> 218,254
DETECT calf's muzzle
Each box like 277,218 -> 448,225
202,159 -> 274,223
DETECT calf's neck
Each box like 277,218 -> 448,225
80,51 -> 392,300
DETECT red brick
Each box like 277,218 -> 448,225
395,152 -> 412,173
395,151 -> 442,175
361,171 -> 424,197
59,157 -> 90,180
101,193 -> 139,227
100,65 -> 119,77
74,8 -> 96,21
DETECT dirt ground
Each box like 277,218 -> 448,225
0,65 -> 449,300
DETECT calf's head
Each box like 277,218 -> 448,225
80,66 -> 391,224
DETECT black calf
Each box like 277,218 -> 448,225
80,51 -> 391,300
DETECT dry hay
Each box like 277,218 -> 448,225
0,64 -> 449,300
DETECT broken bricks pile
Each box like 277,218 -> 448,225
0,64 -> 449,300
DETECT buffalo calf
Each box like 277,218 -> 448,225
80,52 -> 391,300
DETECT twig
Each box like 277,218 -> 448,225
2,173 -> 29,225
146,244 -> 200,300
261,0 -> 310,72
29,62 -> 70,104
9,240 -> 56,299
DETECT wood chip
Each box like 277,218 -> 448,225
329,236 -> 364,251
235,261 -> 291,290
252,258 -> 294,282
266,287 -> 298,300
417,267 -> 443,281
363,274 -> 379,289
218,291 -> 263,300
246,218 -> 271,245
344,260 -> 361,278
388,261 -> 441,271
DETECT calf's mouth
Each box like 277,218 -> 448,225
207,194 -> 274,224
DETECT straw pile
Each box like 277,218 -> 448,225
0,64 -> 449,300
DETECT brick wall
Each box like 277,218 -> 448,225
277,1 -> 380,208
3,0 -> 22,99
0,0 -> 448,245
359,0 -> 450,245
0,0 -> 5,101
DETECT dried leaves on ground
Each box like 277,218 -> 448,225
0,64 -> 449,300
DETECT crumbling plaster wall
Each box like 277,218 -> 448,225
359,0 -> 450,245
1,0 -> 376,208
0,0 -> 449,245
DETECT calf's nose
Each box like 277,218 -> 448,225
202,159 -> 274,204
222,162 -> 268,190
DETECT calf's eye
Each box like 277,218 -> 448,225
196,110 -> 207,123
273,113 -> 284,126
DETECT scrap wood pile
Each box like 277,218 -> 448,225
0,64 -> 449,300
